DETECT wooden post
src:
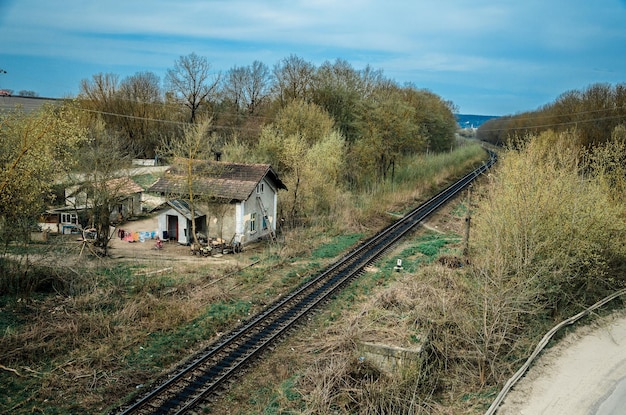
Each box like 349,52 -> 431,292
463,187 -> 471,258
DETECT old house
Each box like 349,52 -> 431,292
39,176 -> 145,234
148,162 -> 287,246
65,176 -> 144,222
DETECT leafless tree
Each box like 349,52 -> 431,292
272,54 -> 315,106
244,60 -> 271,114
80,72 -> 119,105
166,52 -> 220,123
118,71 -> 167,158
223,60 -> 271,115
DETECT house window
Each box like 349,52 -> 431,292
60,213 -> 78,224
256,183 -> 264,194
250,212 -> 257,232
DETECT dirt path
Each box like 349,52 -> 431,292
497,310 -> 626,414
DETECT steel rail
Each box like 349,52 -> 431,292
114,149 -> 496,415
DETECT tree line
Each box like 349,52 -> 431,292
476,83 -> 626,148
76,53 -> 458,183
0,52 -> 461,272
73,52 -> 459,231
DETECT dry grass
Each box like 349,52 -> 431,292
1,145 -> 491,414
206,222 -> 479,414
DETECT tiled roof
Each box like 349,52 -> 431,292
105,177 -> 143,196
148,162 -> 286,201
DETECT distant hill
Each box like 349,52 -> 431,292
0,95 -> 60,113
455,114 -> 499,129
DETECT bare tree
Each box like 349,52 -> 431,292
18,90 -> 38,97
272,54 -> 315,106
80,72 -> 120,105
244,60 -> 271,115
118,71 -> 167,158
70,121 -> 132,256
166,52 -> 220,123
222,65 -> 248,112
79,72 -> 170,158
160,118 -> 217,248
223,60 -> 271,115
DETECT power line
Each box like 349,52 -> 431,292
75,107 -> 272,132
478,111 -> 626,133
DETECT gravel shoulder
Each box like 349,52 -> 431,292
497,309 -> 626,415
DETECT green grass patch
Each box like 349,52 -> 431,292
127,299 -> 252,369
131,173 -> 161,190
451,201 -> 469,218
379,232 -> 460,274
258,376 -> 303,415
311,233 -> 364,260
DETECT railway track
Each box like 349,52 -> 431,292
113,149 -> 497,415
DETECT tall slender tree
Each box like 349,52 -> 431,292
166,52 -> 220,123
272,54 -> 315,106
160,118 -> 217,247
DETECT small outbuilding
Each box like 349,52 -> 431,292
148,162 -> 287,247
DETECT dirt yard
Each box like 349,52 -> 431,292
107,216 -> 250,267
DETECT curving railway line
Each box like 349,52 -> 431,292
113,149 -> 497,415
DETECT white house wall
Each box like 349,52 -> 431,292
152,175 -> 281,247
240,177 -> 278,245
157,208 -> 189,245
205,203 -> 236,242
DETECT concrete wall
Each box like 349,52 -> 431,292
357,342 -> 424,374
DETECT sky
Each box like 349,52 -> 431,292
1,0 -> 625,116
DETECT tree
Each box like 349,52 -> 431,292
117,71 -> 168,158
272,99 -> 335,146
257,101 -> 345,226
166,52 -> 220,123
244,60 -> 272,115
272,54 -> 315,106
476,83 -> 626,149
223,61 -> 271,115
0,103 -> 86,284
222,65 -> 248,113
312,59 -> 364,142
79,72 -> 176,159
160,118 -> 217,247
79,72 -> 120,108
69,120 -> 133,256
18,90 -> 38,97
403,87 -> 458,153
352,86 -> 422,184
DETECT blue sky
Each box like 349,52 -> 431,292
1,0 -> 625,115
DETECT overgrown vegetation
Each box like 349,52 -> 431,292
207,129 -> 625,415
0,143 -> 484,414
477,82 -> 626,148
1,53 -> 462,286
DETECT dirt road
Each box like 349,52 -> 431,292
497,310 -> 626,414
